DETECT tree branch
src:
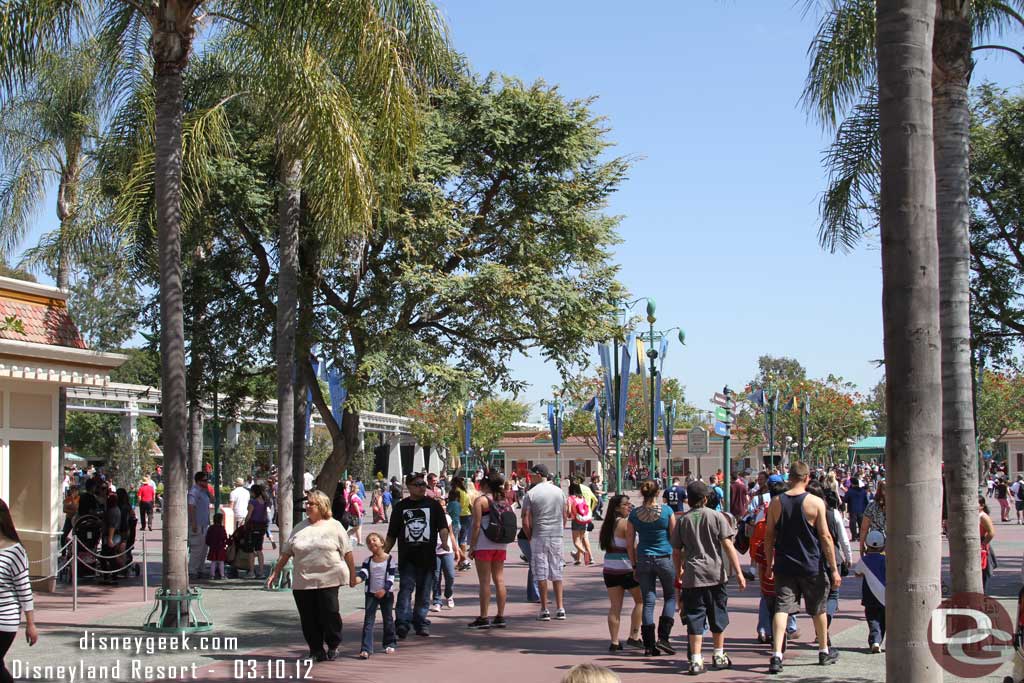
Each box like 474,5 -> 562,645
973,45 -> 1024,63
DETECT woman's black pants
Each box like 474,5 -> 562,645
293,586 -> 342,656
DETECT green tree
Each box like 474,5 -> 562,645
469,398 -> 530,464
976,370 -> 1024,447
221,430 -> 259,489
864,378 -> 887,436
66,242 -> 141,351
291,76 -> 626,487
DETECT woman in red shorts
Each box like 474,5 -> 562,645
467,471 -> 511,630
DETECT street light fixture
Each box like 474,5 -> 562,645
638,297 -> 686,482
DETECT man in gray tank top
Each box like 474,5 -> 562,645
763,461 -> 841,674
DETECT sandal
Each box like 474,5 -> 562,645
359,651 -> 370,659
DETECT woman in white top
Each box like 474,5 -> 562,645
0,499 -> 38,680
267,489 -> 354,662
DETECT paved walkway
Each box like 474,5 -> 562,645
11,505 -> 1024,682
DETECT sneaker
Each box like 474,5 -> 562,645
491,616 -> 506,628
446,597 -> 455,609
555,608 -> 566,620
712,653 -> 732,670
688,657 -> 705,675
626,637 -> 644,649
757,631 -> 769,644
818,649 -> 839,665
430,603 -> 441,612
396,625 -> 409,640
384,646 -> 396,654
467,617 -> 490,629
415,628 -> 430,637
326,648 -> 338,661
608,642 -> 623,652
538,609 -> 551,621
870,642 -> 881,654
768,656 -> 783,674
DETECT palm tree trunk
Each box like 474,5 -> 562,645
153,61 -> 189,594
877,2 -> 943,680
188,399 -> 203,479
275,153 -> 301,543
934,4 -> 980,596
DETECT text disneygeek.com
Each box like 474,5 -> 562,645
10,630 -> 313,681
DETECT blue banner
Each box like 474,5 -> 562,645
616,333 -> 634,437
654,371 -> 663,427
598,343 -> 614,423
327,367 -> 346,427
464,400 -> 474,456
594,397 -> 607,456
663,400 -> 675,453
547,403 -> 562,454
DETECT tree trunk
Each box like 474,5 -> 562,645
187,400 -> 203,479
292,257 -> 314,518
934,4 -> 980,595
275,153 -> 301,544
316,408 -> 363,493
877,2 -> 943,681
153,59 -> 189,594
55,174 -> 74,476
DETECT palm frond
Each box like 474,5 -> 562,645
974,0 -> 1024,40
818,87 -> 880,252
0,0 -> 97,98
0,160 -> 47,256
802,0 -> 876,129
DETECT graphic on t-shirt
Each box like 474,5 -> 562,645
403,507 -> 430,543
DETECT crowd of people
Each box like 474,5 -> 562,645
264,457 -> 925,677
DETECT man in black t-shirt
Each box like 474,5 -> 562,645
386,473 -> 450,638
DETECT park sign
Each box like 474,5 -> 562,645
687,426 -> 709,454
714,406 -> 732,423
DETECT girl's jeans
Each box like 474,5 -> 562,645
361,592 -> 396,654
636,555 -> 676,625
433,553 -> 456,605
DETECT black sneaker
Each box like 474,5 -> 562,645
491,616 -> 506,628
467,617 -> 490,629
626,637 -> 644,649
712,653 -> 732,670
396,625 -> 409,640
325,648 -> 338,661
819,649 -> 839,665
608,642 -> 623,652
415,628 -> 430,637
768,656 -> 783,674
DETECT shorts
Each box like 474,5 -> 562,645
603,572 -> 640,590
571,521 -> 589,533
774,572 -> 829,616
475,549 -> 506,562
681,584 -> 730,634
1015,500 -> 1024,512
248,524 -> 267,552
530,536 -> 564,582
349,516 -> 362,527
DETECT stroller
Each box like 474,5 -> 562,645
226,523 -> 255,578
62,513 -> 103,582
117,508 -> 141,579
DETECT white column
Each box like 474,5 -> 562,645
226,421 -> 242,447
121,400 -> 139,443
412,443 -> 425,473
427,445 -> 442,474
387,434 -> 403,481
0,440 -> 8,503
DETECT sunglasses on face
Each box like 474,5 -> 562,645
410,481 -> 427,487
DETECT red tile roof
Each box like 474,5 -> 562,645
0,294 -> 86,349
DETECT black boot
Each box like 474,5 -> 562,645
657,616 -> 676,654
641,623 -> 661,656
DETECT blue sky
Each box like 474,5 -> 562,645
433,0 -> 1023,420
15,3 -> 1022,422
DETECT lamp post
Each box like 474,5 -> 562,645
542,398 -> 564,486
463,400 -> 475,475
637,298 -> 685,482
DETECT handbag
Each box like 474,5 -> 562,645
586,521 -> 594,532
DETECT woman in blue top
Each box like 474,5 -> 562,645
627,479 -> 677,657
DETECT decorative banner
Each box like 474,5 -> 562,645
594,397 -> 608,456
654,371 -> 663,430
747,388 -> 765,406
547,402 -> 563,454
638,339 -> 648,409
327,367 -> 346,428
663,400 -> 676,453
658,337 -> 668,373
598,343 -> 614,423
616,333 -> 634,437
464,400 -> 475,457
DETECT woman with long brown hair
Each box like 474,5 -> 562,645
599,494 -> 642,651
0,499 -> 38,680
859,481 -> 886,555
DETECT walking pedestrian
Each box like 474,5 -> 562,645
671,480 -> 746,674
385,473 -> 452,638
0,499 -> 38,680
353,532 -> 397,659
980,496 -> 996,593
844,477 -> 869,541
450,476 -> 474,571
599,494 -> 642,652
730,473 -> 749,520
267,489 -> 354,662
568,483 -> 594,566
247,484 -> 272,579
807,481 -> 852,642
764,461 -> 842,674
467,471 -> 513,629
859,482 -> 886,555
431,497 -> 461,612
996,476 -> 1011,522
852,530 -> 886,653
137,476 -> 155,532
626,479 -> 677,657
229,478 -> 249,529
522,464 -> 568,621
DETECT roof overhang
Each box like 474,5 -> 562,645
0,338 -> 126,386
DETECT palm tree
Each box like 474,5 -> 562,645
876,3 -> 943,680
1,0 -> 451,600
805,0 -> 1024,595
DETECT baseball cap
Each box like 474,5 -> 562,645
866,530 -> 886,550
530,463 -> 551,478
768,474 -> 785,485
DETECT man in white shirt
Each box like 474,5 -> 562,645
303,470 -> 315,493
230,478 -> 250,527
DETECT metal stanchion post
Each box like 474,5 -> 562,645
72,539 -> 78,612
142,528 -> 148,603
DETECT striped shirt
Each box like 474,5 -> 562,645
0,544 -> 33,631
603,536 -> 633,575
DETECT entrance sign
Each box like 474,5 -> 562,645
687,427 -> 709,454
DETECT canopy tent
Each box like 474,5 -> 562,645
848,436 -> 885,464
62,452 -> 86,463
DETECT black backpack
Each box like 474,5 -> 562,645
483,495 -> 517,544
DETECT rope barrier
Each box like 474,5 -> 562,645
26,537 -> 74,564
29,555 -> 75,583
74,538 -> 137,560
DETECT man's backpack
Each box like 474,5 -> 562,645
483,495 -> 517,544
572,497 -> 593,524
